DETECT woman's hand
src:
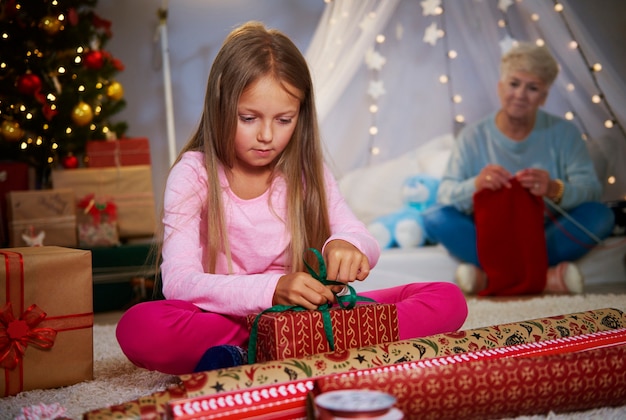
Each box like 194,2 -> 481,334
515,168 -> 551,197
323,240 -> 371,291
476,164 -> 512,191
273,272 -> 336,310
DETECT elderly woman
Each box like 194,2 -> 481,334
423,42 -> 614,296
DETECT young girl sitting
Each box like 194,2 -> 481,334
116,21 -> 468,375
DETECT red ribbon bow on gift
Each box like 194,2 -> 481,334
77,194 -> 117,225
0,302 -> 57,370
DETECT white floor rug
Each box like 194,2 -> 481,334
1,293 -> 625,420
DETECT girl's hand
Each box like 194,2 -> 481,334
323,240 -> 370,289
515,168 -> 551,197
476,164 -> 512,191
273,272 -> 336,310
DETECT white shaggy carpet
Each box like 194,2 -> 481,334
1,293 -> 625,420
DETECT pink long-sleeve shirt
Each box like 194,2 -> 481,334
160,151 -> 380,317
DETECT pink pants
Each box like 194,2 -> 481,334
116,282 -> 468,375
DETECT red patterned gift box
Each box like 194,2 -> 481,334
0,246 -> 93,396
247,303 -> 398,363
85,138 -> 151,168
312,328 -> 626,419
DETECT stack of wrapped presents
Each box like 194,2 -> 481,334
53,137 -> 156,247
1,137 -> 155,250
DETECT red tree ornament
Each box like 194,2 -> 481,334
83,50 -> 104,70
62,153 -> 79,169
16,73 -> 42,95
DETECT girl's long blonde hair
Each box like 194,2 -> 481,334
166,21 -> 330,275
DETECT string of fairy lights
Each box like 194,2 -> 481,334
549,0 -> 626,140
364,34 -> 387,162
362,0 -> 623,188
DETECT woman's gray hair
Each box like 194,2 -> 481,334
500,42 -> 559,86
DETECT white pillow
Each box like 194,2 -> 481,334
339,134 -> 453,224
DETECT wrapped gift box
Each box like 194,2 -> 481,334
247,303 -> 398,363
7,189 -> 77,248
85,138 -> 151,168
0,246 -> 93,396
311,328 -> 626,419
51,165 -> 156,239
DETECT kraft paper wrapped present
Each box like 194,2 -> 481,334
82,307 -> 626,419
0,246 -> 93,396
312,328 -> 626,419
85,138 -> 151,168
7,189 -> 77,248
247,303 -> 398,363
51,165 -> 156,239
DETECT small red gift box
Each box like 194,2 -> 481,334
85,137 -> 151,168
0,246 -> 93,396
247,303 -> 398,363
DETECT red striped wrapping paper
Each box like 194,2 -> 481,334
313,327 -> 626,419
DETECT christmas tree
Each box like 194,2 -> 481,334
0,0 -> 127,186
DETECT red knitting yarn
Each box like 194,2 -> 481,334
473,177 -> 547,295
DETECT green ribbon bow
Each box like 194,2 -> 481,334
247,248 -> 375,364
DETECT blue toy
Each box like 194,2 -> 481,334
368,174 -> 440,249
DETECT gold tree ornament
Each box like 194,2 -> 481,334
1,120 -> 25,142
106,81 -> 124,100
40,15 -> 63,35
71,101 -> 94,126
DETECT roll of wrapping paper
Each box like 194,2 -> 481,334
82,307 -> 626,419
168,328 -> 626,419
312,328 -> 626,419
180,306 -> 625,398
